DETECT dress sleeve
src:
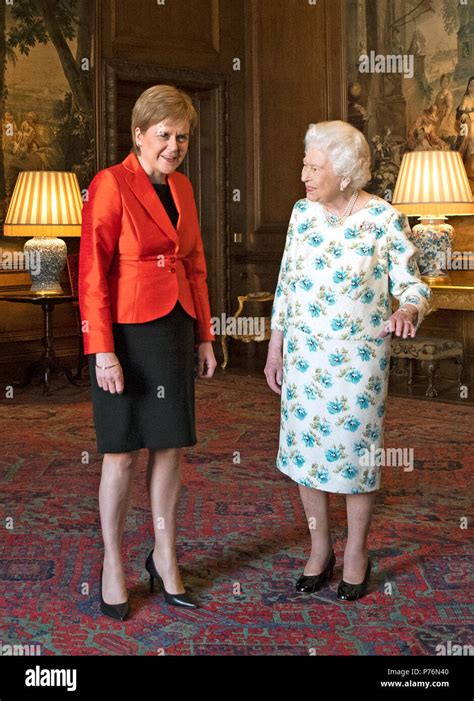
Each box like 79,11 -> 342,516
386,210 -> 432,331
271,205 -> 298,331
78,169 -> 122,355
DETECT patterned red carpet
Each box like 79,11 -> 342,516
1,371 -> 472,655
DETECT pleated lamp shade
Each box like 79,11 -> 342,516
4,171 -> 83,237
392,151 -> 474,217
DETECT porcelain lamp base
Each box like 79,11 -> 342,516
408,217 -> 454,284
24,237 -> 67,295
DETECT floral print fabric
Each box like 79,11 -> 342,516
271,197 -> 431,493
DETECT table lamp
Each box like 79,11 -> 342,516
392,151 -> 474,283
3,171 -> 83,294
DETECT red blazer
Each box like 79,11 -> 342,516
78,151 -> 215,355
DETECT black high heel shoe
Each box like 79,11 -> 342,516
145,550 -> 198,609
99,566 -> 130,621
337,558 -> 372,601
295,550 -> 336,593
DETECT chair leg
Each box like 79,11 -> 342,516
74,334 -> 85,381
389,356 -> 396,374
393,357 -> 405,377
221,335 -> 229,371
407,358 -> 415,385
73,308 -> 85,382
426,360 -> 439,398
454,355 -> 464,388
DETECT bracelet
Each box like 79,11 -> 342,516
95,362 -> 119,370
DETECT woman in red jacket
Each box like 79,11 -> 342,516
78,84 -> 217,620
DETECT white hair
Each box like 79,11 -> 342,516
304,120 -> 372,190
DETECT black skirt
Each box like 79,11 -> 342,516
88,301 -> 197,453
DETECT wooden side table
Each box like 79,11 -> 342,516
390,337 -> 464,397
390,271 -> 474,391
0,292 -> 80,395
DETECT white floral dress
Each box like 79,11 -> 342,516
271,197 -> 431,494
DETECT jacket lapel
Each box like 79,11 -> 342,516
122,151 -> 179,246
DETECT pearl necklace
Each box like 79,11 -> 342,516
323,190 -> 360,227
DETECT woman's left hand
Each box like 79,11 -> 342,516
379,304 -> 418,339
197,341 -> 217,379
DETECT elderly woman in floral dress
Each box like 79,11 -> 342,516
265,120 -> 431,600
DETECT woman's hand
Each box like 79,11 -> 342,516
379,304 -> 418,339
197,342 -> 217,379
264,331 -> 284,394
95,352 -> 124,394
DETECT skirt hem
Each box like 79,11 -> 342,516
96,439 -> 198,454
276,464 -> 380,494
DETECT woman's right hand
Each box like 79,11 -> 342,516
95,352 -> 124,394
264,332 -> 284,395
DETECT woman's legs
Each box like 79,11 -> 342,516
100,450 -> 141,604
298,486 -> 376,582
298,485 -> 333,575
343,492 -> 376,583
146,448 -> 184,594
